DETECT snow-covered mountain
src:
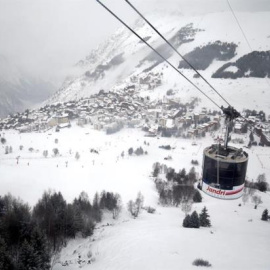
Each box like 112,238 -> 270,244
48,6 -> 270,113
0,55 -> 56,117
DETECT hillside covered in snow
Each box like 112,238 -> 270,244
1,126 -> 270,269
48,2 -> 270,114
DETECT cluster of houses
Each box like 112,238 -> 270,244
0,87 -> 147,133
0,84 -> 222,138
130,72 -> 163,90
5,80 -> 270,141
232,114 -> 270,146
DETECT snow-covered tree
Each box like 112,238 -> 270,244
193,190 -> 202,203
0,237 -> 13,270
199,207 -> 211,227
183,214 -> 191,228
92,192 -> 102,222
127,192 -> 144,218
52,148 -> 59,156
256,174 -> 268,192
152,162 -> 161,177
75,152 -> 80,160
261,209 -> 268,221
242,188 -> 249,205
135,192 -> 144,210
43,150 -> 48,158
190,211 -> 200,228
181,200 -> 193,216
135,147 -> 144,156
252,195 -> 262,209
188,167 -> 196,183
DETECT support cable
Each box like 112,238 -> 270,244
226,0 -> 253,52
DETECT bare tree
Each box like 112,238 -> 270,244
52,148 -> 59,156
127,192 -> 144,218
113,194 -> 122,219
43,150 -> 48,158
181,200 -> 193,216
242,188 -> 249,205
252,195 -> 262,209
75,152 -> 80,160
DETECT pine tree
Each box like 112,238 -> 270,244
193,190 -> 202,203
183,214 -> 191,228
180,168 -> 186,179
18,240 -> 38,270
29,227 -> 51,270
199,207 -> 211,227
190,211 -> 200,228
261,209 -> 269,221
93,193 -> 102,222
128,147 -> 133,155
0,237 -> 14,270
188,167 -> 196,183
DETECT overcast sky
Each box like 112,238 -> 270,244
0,0 -> 269,85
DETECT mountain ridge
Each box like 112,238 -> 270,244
47,9 -> 270,111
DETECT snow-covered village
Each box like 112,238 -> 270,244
1,0 -> 270,269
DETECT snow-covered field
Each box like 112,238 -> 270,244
1,125 -> 270,269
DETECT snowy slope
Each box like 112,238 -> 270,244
47,8 -> 270,113
53,198 -> 270,270
1,126 -> 270,269
1,126 -> 269,206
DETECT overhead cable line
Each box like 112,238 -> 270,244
96,0 -> 222,110
124,0 -> 232,107
226,0 -> 253,52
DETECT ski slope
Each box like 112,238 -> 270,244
1,125 -> 270,269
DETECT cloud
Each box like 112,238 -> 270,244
0,0 -> 141,85
0,0 -> 269,87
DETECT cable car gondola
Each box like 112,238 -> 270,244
201,144 -> 248,199
201,106 -> 248,199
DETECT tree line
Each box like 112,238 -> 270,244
0,190 -> 121,269
152,162 -> 202,206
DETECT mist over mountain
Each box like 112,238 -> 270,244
0,55 -> 56,117
1,0 -> 270,117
